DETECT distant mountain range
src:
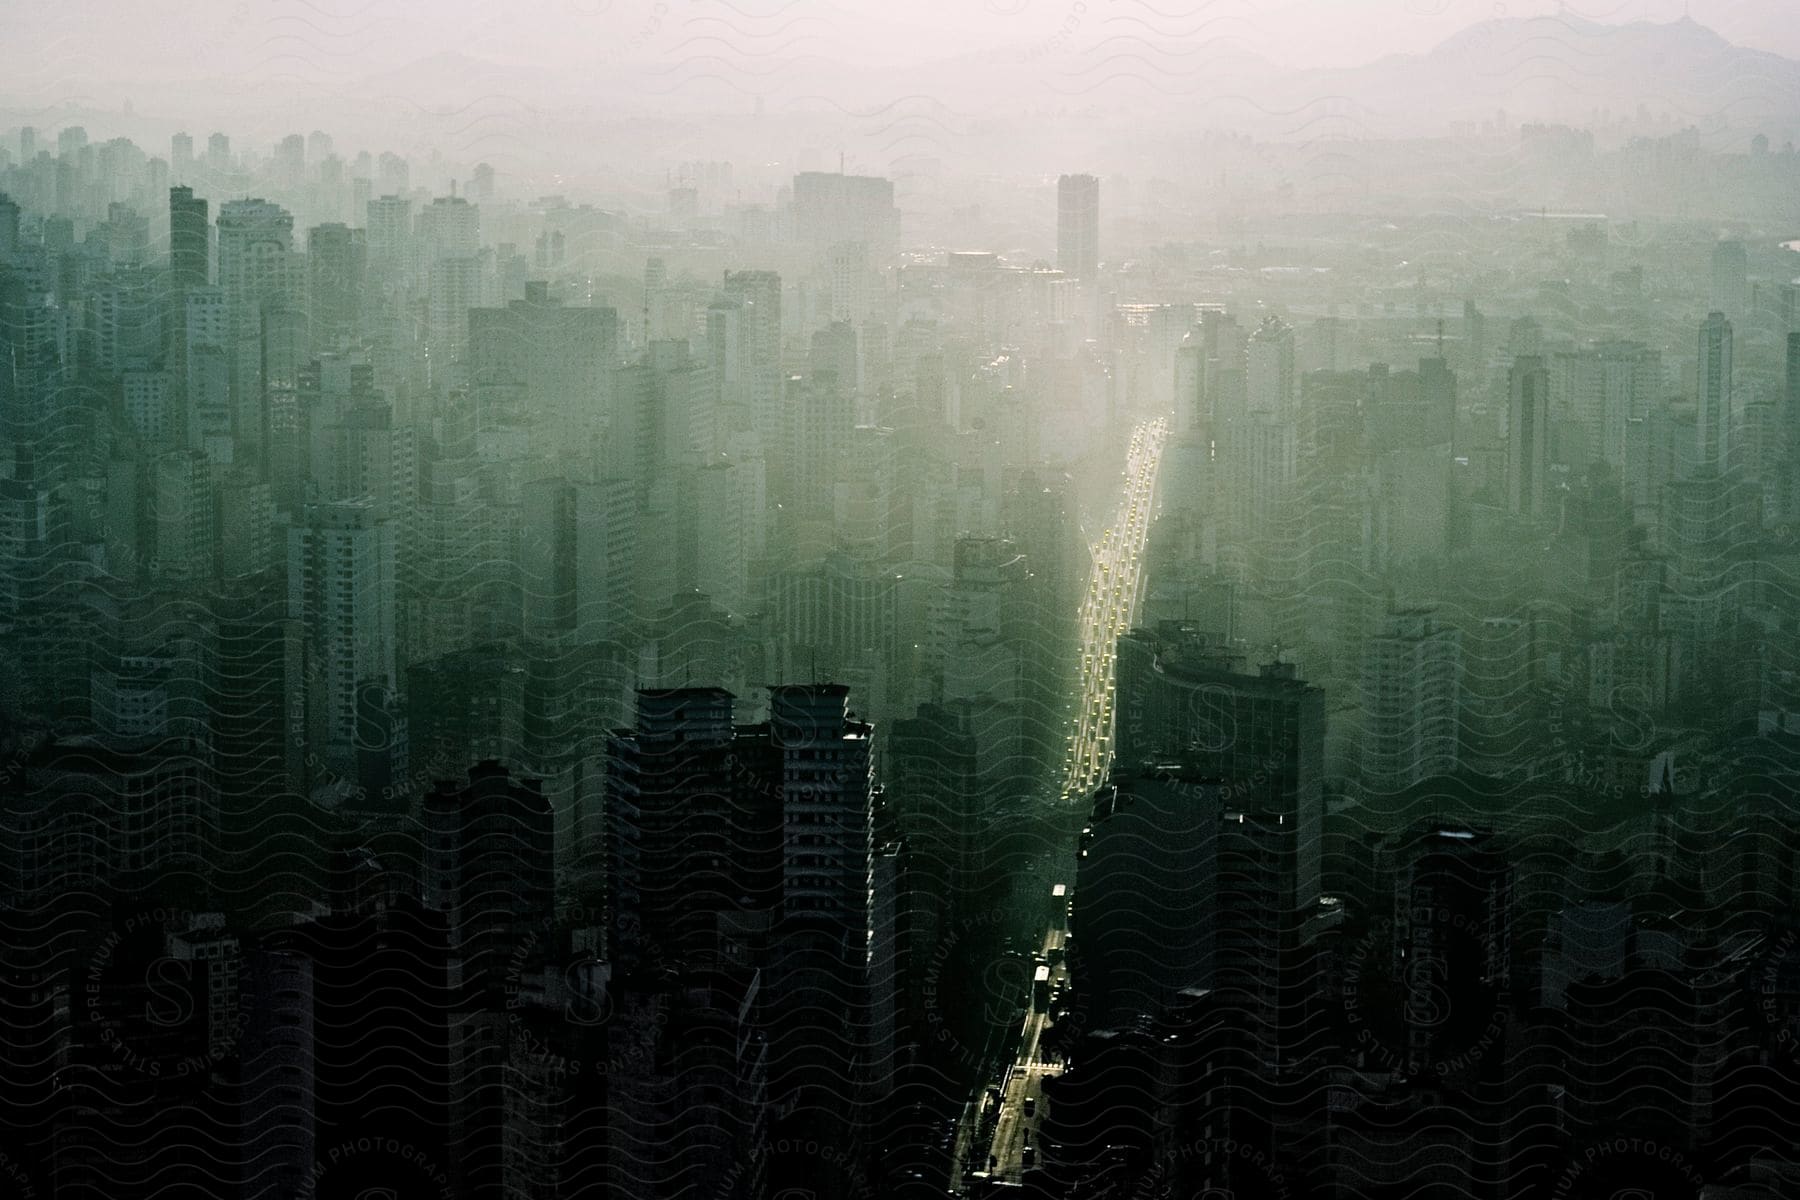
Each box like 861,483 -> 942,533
341,15 -> 1800,136
5,15 -> 1796,151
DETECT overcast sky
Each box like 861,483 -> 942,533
5,0 -> 1799,87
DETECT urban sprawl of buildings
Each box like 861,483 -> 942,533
1,112 -> 1800,1199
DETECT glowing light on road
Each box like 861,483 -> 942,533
1060,418 -> 1166,804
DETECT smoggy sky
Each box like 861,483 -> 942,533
6,0 -> 1800,88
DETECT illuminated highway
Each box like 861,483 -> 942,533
1061,417 -> 1167,803
952,417 -> 1168,1193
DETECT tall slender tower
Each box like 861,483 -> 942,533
169,186 -> 208,291
1507,355 -> 1550,516
286,499 -> 397,773
1057,173 -> 1100,279
1697,310 -> 1733,471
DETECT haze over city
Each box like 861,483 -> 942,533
3,0 -> 1800,1196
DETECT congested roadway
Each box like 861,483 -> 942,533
953,417 -> 1169,1193
1061,417 -> 1167,803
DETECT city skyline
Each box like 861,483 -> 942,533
5,3 -> 1800,1196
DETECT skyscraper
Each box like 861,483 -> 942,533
306,222 -> 366,348
364,194 -> 413,287
1697,310 -> 1732,471
721,269 -> 782,471
1710,239 -> 1748,316
1057,173 -> 1099,279
604,683 -> 881,1124
168,186 -> 208,292
415,194 -> 480,278
1784,331 -> 1800,516
151,449 -> 217,585
1359,607 -> 1464,791
0,193 -> 17,266
169,131 -> 193,180
1246,315 -> 1296,416
422,761 -> 553,1002
791,171 -> 899,255
1506,354 -> 1550,516
287,500 -> 397,773
1550,340 -> 1660,470
604,687 -> 754,968
468,283 -> 619,455
519,476 -> 635,644
184,287 -> 232,461
1114,623 -> 1326,910
216,198 -> 300,463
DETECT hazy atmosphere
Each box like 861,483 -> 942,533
3,0 -> 1800,1196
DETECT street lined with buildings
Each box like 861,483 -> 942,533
956,417 -> 1169,1192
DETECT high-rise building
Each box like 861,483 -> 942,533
1506,354 -> 1550,517
826,240 -> 870,323
604,687 -> 750,967
170,131 -> 193,180
151,449 -> 217,585
416,194 -> 480,276
376,149 -> 409,196
274,133 -> 305,188
721,270 -> 782,464
306,222 -> 366,348
1246,315 -> 1296,416
365,193 -> 413,287
591,964 -> 767,1199
1073,767 -> 1226,1028
238,948 -> 315,1199
0,192 -> 18,265
184,287 -> 232,461
1175,325 -> 1207,435
604,684 -> 881,1124
1378,824 -> 1513,1082
169,186 -> 208,291
690,451 -> 757,616
1550,340 -> 1661,470
11,738 -> 215,899
206,576 -> 305,828
1783,331 -> 1800,516
122,369 -> 174,444
519,476 -> 635,644
468,283 -> 619,456
287,500 -> 397,773
423,761 -> 553,1002
1056,173 -> 1099,279
1785,332 -> 1800,458
216,199 -> 300,461
791,171 -> 899,255
1359,607 -> 1463,792
1710,239 -> 1748,316
1697,311 -> 1733,471
1114,622 -> 1326,910
425,255 -> 479,373
87,268 -> 162,372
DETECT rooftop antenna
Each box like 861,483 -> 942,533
1436,318 -> 1444,357
449,178 -> 456,199
839,150 -> 845,175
